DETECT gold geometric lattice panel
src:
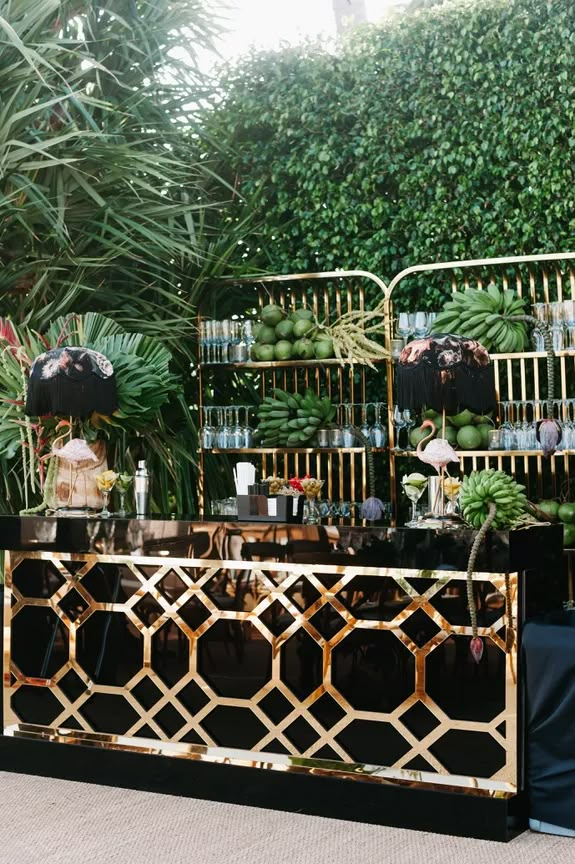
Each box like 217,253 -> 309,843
3,552 -> 518,792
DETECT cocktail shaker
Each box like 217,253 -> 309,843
134,460 -> 150,517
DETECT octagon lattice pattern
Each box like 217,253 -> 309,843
3,552 -> 518,791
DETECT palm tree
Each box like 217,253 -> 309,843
0,0 -> 250,514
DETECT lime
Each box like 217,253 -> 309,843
423,408 -> 439,419
450,409 -> 475,428
293,318 -> 315,339
292,339 -> 303,357
261,304 -> 284,326
275,319 -> 294,340
274,340 -> 293,361
474,412 -> 493,424
456,425 -> 482,450
295,338 -> 315,360
409,425 -> 432,449
292,307 -> 315,321
476,423 -> 492,449
255,343 -> 275,362
314,339 -> 334,360
538,500 -> 560,520
564,523 -> 575,548
256,324 -> 277,344
253,322 -> 263,341
444,425 -> 458,445
558,502 -> 575,524
250,344 -> 259,361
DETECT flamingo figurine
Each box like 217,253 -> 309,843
416,419 -> 460,474
416,419 -> 460,514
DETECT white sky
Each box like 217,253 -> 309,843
213,0 -> 397,61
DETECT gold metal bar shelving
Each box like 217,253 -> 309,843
197,270 -> 388,516
199,251 -> 575,523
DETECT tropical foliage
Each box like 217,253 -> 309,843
0,0 -> 252,514
0,312 -> 188,513
205,0 -> 575,308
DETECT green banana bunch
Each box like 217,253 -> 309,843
255,387 -> 335,447
460,469 -> 528,529
431,285 -> 528,353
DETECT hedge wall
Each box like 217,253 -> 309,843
207,0 -> 575,305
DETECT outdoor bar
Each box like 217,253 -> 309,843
1,256 -> 575,841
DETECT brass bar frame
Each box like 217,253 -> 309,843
4,550 -> 519,796
197,269 -> 388,517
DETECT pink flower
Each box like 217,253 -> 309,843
470,637 -> 484,664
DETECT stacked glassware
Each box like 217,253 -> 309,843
532,301 -> 575,352
199,319 -> 255,363
201,406 -> 254,449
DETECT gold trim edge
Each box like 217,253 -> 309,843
4,724 -> 516,798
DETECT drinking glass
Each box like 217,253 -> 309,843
549,302 -> 565,351
199,320 -> 209,363
370,402 -> 387,448
442,476 -> 462,515
329,427 -> 344,447
397,313 -> 411,342
203,319 -> 216,363
402,476 -> 428,526
499,402 -> 516,451
427,312 -> 437,333
201,406 -> 216,450
564,400 -> 575,451
563,300 -> 575,325
413,311 -> 428,338
115,473 -> 133,517
532,303 -> 549,352
393,405 -> 407,450
402,408 -> 415,449
216,408 -> 230,449
220,319 -> 232,363
342,403 -> 356,447
242,407 -> 253,448
359,404 -> 371,443
563,300 -> 575,351
488,429 -> 502,450
95,471 -> 117,519
231,407 -> 244,448
228,320 -> 247,362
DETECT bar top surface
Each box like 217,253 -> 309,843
0,515 -> 562,572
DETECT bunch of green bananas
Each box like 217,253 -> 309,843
431,285 -> 527,353
255,387 -> 335,447
460,469 -> 528,529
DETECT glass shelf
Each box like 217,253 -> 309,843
201,447 -> 387,455
199,357 -> 386,370
392,449 -> 573,457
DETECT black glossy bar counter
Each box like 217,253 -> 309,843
0,516 -> 566,840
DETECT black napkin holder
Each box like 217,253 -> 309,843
236,494 -> 303,523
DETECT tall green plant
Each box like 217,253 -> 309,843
0,0 -> 252,513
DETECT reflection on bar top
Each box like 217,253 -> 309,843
0,515 -> 563,573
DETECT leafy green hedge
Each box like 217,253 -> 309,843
207,0 -> 575,306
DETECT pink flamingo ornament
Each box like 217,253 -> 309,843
416,419 -> 460,514
416,419 -> 460,474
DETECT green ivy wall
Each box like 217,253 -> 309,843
208,0 -> 575,306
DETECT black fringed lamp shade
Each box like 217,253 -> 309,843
25,347 -> 118,419
396,334 -> 496,415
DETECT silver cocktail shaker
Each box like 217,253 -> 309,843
134,459 -> 150,517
